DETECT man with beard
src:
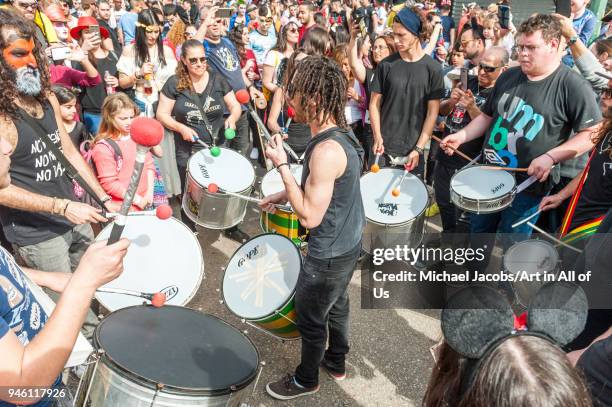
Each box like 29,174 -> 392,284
458,23 -> 486,73
0,9 -> 111,338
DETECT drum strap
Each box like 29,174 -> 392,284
560,148 -> 597,237
187,72 -> 218,144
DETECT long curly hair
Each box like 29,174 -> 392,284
0,8 -> 51,120
166,18 -> 187,49
285,55 -> 347,129
175,39 -> 205,92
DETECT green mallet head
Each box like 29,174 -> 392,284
224,128 -> 236,140
210,146 -> 221,157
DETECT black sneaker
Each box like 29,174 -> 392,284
266,374 -> 320,400
321,359 -> 346,381
224,227 -> 250,243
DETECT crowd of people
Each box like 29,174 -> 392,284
0,0 -> 611,405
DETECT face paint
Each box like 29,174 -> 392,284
2,38 -> 37,70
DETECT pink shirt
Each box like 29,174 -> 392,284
91,136 -> 155,210
50,64 -> 101,89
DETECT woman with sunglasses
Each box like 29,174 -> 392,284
156,40 -> 241,231
261,22 -> 299,103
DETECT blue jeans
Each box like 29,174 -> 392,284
83,111 -> 102,135
294,243 -> 361,388
469,192 -> 542,273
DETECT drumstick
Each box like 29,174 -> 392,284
526,221 -> 583,254
235,89 -> 300,161
192,136 -> 221,157
105,204 -> 173,220
206,183 -> 293,211
391,165 -> 410,198
107,117 -> 164,245
431,134 -> 473,162
97,287 -> 168,307
481,165 -> 529,172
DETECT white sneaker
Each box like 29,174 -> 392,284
250,148 -> 259,160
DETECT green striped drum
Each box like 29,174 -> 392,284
222,234 -> 302,340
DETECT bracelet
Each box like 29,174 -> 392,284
63,200 -> 71,216
544,152 -> 557,165
276,162 -> 290,172
51,197 -> 58,214
414,146 -> 424,155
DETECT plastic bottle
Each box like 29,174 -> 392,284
104,71 -> 115,95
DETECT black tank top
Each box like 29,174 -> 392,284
0,103 -> 74,246
301,127 -> 365,259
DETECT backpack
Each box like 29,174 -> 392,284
74,138 -> 123,201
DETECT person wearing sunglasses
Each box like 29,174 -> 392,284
248,5 -> 277,76
434,47 -> 508,237
156,40 -> 241,234
11,0 -> 59,48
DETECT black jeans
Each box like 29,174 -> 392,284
294,243 -> 361,388
433,162 -> 459,233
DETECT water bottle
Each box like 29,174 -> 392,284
104,71 -> 115,95
144,73 -> 153,96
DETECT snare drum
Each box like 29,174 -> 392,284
183,147 -> 255,229
77,305 -> 259,406
504,239 -> 559,306
260,165 -> 307,245
360,168 -> 429,253
450,165 -> 516,214
223,234 -> 301,340
95,216 -> 204,311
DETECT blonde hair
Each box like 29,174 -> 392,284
95,93 -> 140,143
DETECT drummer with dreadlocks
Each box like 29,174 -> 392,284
260,55 -> 365,400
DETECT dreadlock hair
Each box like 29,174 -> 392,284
0,8 -> 51,120
285,55 -> 348,129
175,39 -> 206,92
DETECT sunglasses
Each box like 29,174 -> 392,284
188,56 -> 207,65
286,27 -> 298,33
478,63 -> 500,73
260,17 -> 273,23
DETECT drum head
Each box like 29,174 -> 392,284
261,165 -> 303,197
223,234 -> 301,320
360,168 -> 428,225
95,306 -> 259,395
504,240 -> 559,274
451,166 -> 515,201
188,148 -> 255,192
95,217 -> 204,311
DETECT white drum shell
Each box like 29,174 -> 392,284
450,165 -> 516,214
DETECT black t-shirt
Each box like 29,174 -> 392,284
363,67 -> 374,102
161,71 -> 232,144
75,51 -> 119,114
370,53 -> 445,156
570,132 -> 612,230
481,65 -> 602,195
68,121 -> 88,148
436,77 -> 492,168
577,329 -> 612,407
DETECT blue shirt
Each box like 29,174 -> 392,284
119,11 -> 138,45
0,247 -> 59,407
248,29 -> 277,68
563,8 -> 596,67
440,15 -> 455,44
204,37 -> 246,111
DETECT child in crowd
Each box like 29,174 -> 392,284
91,93 -> 159,211
51,85 -> 88,148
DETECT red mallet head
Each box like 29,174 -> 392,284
130,117 -> 164,147
287,106 -> 296,118
235,89 -> 250,105
155,204 -> 172,220
151,292 -> 166,308
207,183 -> 219,193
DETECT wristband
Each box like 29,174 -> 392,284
276,162 -> 290,172
414,146 -> 424,155
544,152 -> 557,165
568,35 -> 579,45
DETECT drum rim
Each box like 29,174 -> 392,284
222,233 -> 303,320
503,239 -> 559,272
260,164 -> 303,198
94,305 -> 260,396
94,217 -> 205,311
181,192 -> 250,230
186,147 -> 256,193
450,164 -> 517,201
450,187 -> 516,210
360,168 -> 429,225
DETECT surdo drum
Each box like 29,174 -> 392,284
222,234 -> 301,340
360,168 -> 429,253
503,239 -> 559,306
259,165 -> 307,245
183,147 -> 255,229
76,305 -> 259,406
450,165 -> 516,214
95,216 -> 204,311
